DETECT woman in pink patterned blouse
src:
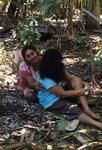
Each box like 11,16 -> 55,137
18,45 -> 42,101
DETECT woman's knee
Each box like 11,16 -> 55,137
73,80 -> 84,90
24,88 -> 37,102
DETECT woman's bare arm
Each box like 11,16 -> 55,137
48,85 -> 85,98
22,75 -> 42,91
64,70 -> 89,90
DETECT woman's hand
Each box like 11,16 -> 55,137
78,88 -> 86,96
34,82 -> 42,91
23,75 -> 42,91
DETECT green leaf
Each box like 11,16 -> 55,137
19,17 -> 40,46
93,49 -> 102,70
57,117 -> 68,131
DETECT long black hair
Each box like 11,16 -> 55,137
39,48 -> 65,83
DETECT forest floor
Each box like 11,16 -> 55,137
0,30 -> 102,150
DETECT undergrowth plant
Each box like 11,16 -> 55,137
19,16 -> 41,46
93,49 -> 102,71
74,35 -> 88,49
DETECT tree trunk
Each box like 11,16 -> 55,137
7,0 -> 17,20
7,0 -> 26,22
67,0 -> 74,39
85,0 -> 100,30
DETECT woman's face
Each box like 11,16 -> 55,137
25,49 -> 38,65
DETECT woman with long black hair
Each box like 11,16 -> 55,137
37,48 -> 102,130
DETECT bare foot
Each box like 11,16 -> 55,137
84,108 -> 100,120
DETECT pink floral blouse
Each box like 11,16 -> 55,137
18,61 -> 39,91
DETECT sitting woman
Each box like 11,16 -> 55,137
18,45 -> 42,101
37,48 -> 102,130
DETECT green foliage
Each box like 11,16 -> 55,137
57,117 -> 68,131
36,0 -> 102,18
19,16 -> 41,46
93,50 -> 102,70
36,0 -> 63,20
74,35 -> 88,49
25,0 -> 40,8
49,112 -> 68,131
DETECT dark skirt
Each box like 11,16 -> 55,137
47,98 -> 82,120
47,83 -> 82,120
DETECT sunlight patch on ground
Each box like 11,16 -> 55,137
63,57 -> 80,64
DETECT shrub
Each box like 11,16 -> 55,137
19,17 -> 41,46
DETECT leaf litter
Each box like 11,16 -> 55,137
0,33 -> 102,149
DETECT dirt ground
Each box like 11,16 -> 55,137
0,32 -> 102,149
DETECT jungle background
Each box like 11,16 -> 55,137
0,0 -> 102,149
